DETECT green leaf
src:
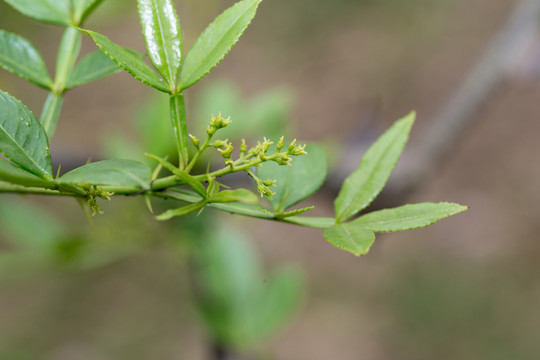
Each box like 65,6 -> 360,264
3,0 -> 71,26
82,29 -> 170,93
246,267 -> 302,347
0,91 -> 53,179
211,189 -> 258,205
66,50 -> 123,89
0,31 -> 52,89
257,143 -> 327,212
354,202 -> 468,232
284,216 -> 336,228
71,0 -> 105,24
165,189 -> 273,219
58,159 -> 151,188
137,0 -> 182,88
0,159 -> 53,188
0,197 -> 66,248
194,228 -> 302,349
323,222 -> 376,256
179,0 -> 262,90
335,111 -> 415,222
193,228 -> 262,348
156,200 -> 206,220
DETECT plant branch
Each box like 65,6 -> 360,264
170,93 -> 190,169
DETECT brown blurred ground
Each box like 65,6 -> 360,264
2,0 -> 540,359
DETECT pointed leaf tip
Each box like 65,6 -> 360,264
180,0 -> 262,90
334,111 -> 415,222
354,202 -> 468,232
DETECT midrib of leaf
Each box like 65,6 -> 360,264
337,125 -> 405,222
184,1 -> 257,85
357,205 -> 466,231
151,0 -> 175,86
116,168 -> 147,188
0,118 -> 48,178
361,213 -> 441,227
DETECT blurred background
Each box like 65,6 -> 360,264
2,0 -> 540,359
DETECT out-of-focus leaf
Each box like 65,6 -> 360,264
249,87 -> 294,139
137,0 -> 182,87
58,159 -> 151,188
194,80 -> 294,140
66,50 -> 124,89
210,189 -> 258,205
0,31 -> 52,89
323,222 -> 376,256
0,197 -> 66,248
82,29 -> 170,92
245,267 -> 302,346
3,0 -> 71,26
257,144 -> 327,212
179,0 -> 262,90
194,228 -> 302,350
335,111 -> 415,222
354,202 -> 468,232
0,91 -> 53,179
193,228 -> 262,345
136,94 -> 175,159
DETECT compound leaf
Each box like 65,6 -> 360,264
0,31 -> 52,89
0,91 -> 53,179
82,29 -> 170,93
335,111 -> 415,222
354,202 -> 468,232
137,0 -> 182,87
323,222 -> 376,256
58,159 -> 151,188
3,0 -> 71,26
179,0 -> 262,90
66,49 -> 124,89
257,143 -> 327,212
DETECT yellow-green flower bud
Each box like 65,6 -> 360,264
240,139 -> 247,154
210,113 -> 232,129
276,136 -> 284,152
189,134 -> 200,148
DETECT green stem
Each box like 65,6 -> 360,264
0,182 -> 75,196
40,26 -> 81,139
53,27 -> 81,94
185,134 -> 212,173
170,94 -> 190,170
40,92 -> 64,138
